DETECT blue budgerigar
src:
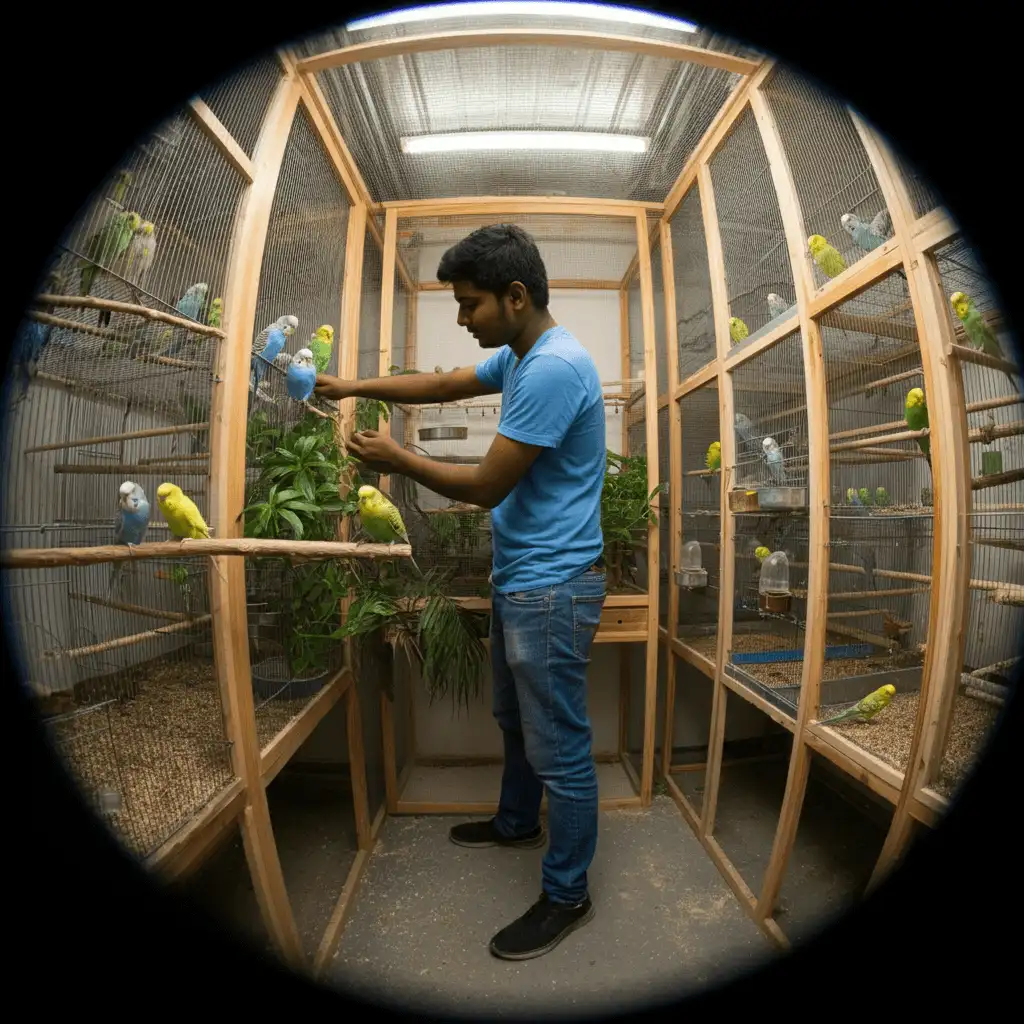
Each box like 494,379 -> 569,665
161,283 -> 211,357
840,210 -> 891,253
250,315 -> 298,403
286,348 -> 317,402
762,436 -> 787,484
108,481 -> 151,596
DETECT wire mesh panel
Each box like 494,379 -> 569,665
709,107 -> 795,346
892,147 -> 943,222
726,333 -> 811,716
677,381 -> 721,666
670,186 -> 716,382
657,403 -> 670,627
761,65 -> 893,291
197,54 -> 283,158
627,271 -> 645,381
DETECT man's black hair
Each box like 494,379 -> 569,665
436,223 -> 549,310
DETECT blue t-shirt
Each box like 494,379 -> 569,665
475,325 -> 605,594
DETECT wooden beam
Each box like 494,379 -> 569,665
387,197 -> 654,219
804,240 -> 905,320
912,207 -> 958,254
803,728 -> 901,806
635,211 -> 661,808
187,97 -> 255,183
376,209 -> 399,495
205,67 -> 305,969
748,85 -> 828,924
723,313 -> 801,370
419,278 -> 622,291
345,679 -> 372,851
298,29 -> 760,76
675,360 -> 719,399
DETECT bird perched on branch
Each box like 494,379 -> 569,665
904,387 -> 931,469
286,348 -> 317,402
79,210 -> 142,300
950,290 -> 1018,389
108,481 -> 150,596
767,293 -> 790,320
207,297 -> 223,329
874,486 -> 889,507
840,210 -> 891,253
762,436 -> 786,483
123,219 -> 157,289
847,487 -> 862,506
857,486 -> 873,507
249,315 -> 298,405
357,485 -> 420,573
818,683 -> 896,726
157,483 -> 209,541
161,283 -> 211,357
705,440 -> 721,472
808,233 -> 846,279
754,545 -> 770,564
309,324 -> 334,375
729,316 -> 749,345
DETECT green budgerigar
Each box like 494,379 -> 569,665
950,290 -> 1018,390
357,485 -> 420,573
754,545 -> 770,564
705,440 -> 721,472
858,487 -> 873,507
729,317 -> 749,345
819,683 -> 896,726
904,387 -> 931,468
207,297 -> 223,329
875,486 -> 889,507
807,234 -> 847,280
309,324 -> 334,375
79,210 -> 142,297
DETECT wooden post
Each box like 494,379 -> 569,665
852,116 -> 973,888
635,212 -> 661,807
618,284 -> 632,766
660,220 -> 683,779
748,85 -> 829,923
207,67 -> 304,968
377,208 -> 398,495
697,162 -> 735,835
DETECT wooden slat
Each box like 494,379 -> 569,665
804,726 -> 902,805
720,673 -> 796,734
382,689 -> 399,814
345,678 -> 372,851
297,29 -> 760,76
187,97 -> 255,183
376,208 -> 398,495
419,278 -> 622,291
723,313 -> 801,370
388,198 -> 653,219
805,240 -> 905,319
672,638 -> 716,680
912,207 -> 958,253
675,360 -> 719,399
208,69 -> 304,968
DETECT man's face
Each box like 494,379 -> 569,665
452,281 -> 524,349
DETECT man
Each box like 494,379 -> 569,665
315,224 -> 606,961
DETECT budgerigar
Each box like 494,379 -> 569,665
309,324 -> 334,375
762,436 -> 786,483
734,412 -> 757,448
433,365 -> 444,375
904,387 -> 931,468
950,290 -> 1018,389
207,297 -> 223,329
108,481 -> 151,596
808,234 -> 846,280
79,210 -> 142,298
357,485 -> 421,573
754,545 -> 770,564
123,220 -> 157,287
818,683 -> 896,726
705,440 -> 721,472
162,283 -> 211,357
875,486 -> 889,506
729,316 -> 749,346
156,483 -> 209,541
766,293 -> 790,320
840,211 -> 890,253
847,487 -> 862,506
249,315 -> 299,402
286,348 -> 317,402
858,487 -> 873,507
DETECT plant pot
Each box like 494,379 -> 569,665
251,655 -> 331,701
759,591 -> 791,614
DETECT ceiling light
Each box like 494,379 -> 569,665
347,3 -> 698,34
400,130 -> 650,153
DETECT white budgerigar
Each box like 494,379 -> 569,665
766,293 -> 791,319
762,436 -> 787,484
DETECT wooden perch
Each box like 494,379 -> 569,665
36,293 -> 226,339
826,622 -> 897,650
1,538 -> 413,569
863,367 -> 923,393
30,311 -> 127,342
25,423 -> 210,455
69,592 -> 192,622
969,656 -> 1020,680
972,467 -> 1024,491
44,614 -> 212,660
990,586 -> 1024,607
969,420 -> 1024,445
963,686 -> 1005,709
830,427 -> 927,453
823,311 -> 918,344
138,453 -> 210,465
54,464 -> 210,476
950,343 -> 1019,377
685,467 -> 720,477
136,353 -> 210,371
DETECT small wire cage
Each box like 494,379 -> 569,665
762,65 -> 894,291
709,106 -> 795,345
670,186 -> 716,382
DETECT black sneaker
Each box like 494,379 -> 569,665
449,818 -> 546,849
489,893 -> 595,961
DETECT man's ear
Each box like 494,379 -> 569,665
507,281 -> 529,311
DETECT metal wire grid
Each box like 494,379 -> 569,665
819,271 -> 930,511
709,107 -> 795,343
891,145 -> 943,221
627,271 -> 644,380
670,186 -> 716,381
197,53 -> 283,158
762,64 -> 893,292
932,237 -> 1023,511
729,331 -> 809,491
657,403 -> 670,626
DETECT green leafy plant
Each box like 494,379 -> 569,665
601,450 -> 664,590
355,397 -> 390,433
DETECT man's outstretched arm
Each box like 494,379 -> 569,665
315,365 -> 497,405
347,429 -> 542,510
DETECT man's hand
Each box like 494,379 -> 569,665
314,374 -> 353,401
346,429 -> 406,473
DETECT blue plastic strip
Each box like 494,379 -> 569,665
731,643 -> 874,665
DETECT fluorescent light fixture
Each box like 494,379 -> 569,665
401,130 -> 650,153
347,3 -> 698,34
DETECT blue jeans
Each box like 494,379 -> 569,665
490,568 -> 606,904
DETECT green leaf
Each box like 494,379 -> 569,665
279,509 -> 304,538
282,499 -> 321,513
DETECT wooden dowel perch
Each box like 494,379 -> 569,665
69,591 -> 192,622
969,420 -> 1024,445
30,311 -> 125,342
137,453 -> 210,465
863,367 -> 923,393
972,468 -> 1024,492
831,427 -> 927,453
25,423 -> 210,455
963,686 -> 1005,709
54,464 -> 210,476
969,656 -> 1020,680
1,539 -> 413,569
44,614 -> 212,660
961,675 -> 1010,700
950,343 -> 1020,377
36,294 -> 226,339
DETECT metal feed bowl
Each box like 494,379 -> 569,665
418,426 -> 469,442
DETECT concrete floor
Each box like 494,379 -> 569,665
323,799 -> 775,1019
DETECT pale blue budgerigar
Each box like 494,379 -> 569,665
9,258 -> 70,404
766,292 -> 791,320
762,436 -> 786,484
840,210 -> 891,253
286,348 -> 317,402
108,481 -> 151,596
734,411 -> 757,450
161,283 -> 211,357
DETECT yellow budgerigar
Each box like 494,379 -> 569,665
819,683 -> 895,726
705,440 -> 721,472
808,234 -> 847,279
728,317 -> 749,345
357,485 -> 420,573
754,545 -> 771,564
157,482 -> 210,541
